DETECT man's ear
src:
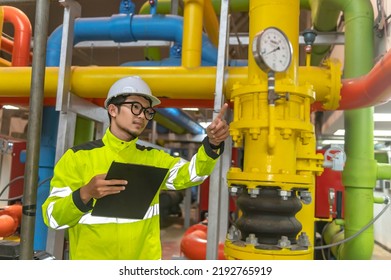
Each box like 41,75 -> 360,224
107,104 -> 118,117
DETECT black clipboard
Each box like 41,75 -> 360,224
91,162 -> 169,219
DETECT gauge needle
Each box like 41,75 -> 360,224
263,46 -> 280,55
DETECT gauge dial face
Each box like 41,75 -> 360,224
252,27 -> 292,72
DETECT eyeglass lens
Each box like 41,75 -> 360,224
121,102 -> 155,120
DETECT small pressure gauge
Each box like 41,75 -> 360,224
252,27 -> 293,73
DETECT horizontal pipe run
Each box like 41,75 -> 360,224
2,47 -> 391,110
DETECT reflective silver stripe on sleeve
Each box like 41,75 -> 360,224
46,201 -> 70,230
188,154 -> 208,183
46,186 -> 73,229
166,158 -> 187,190
166,156 -> 208,190
49,186 -> 72,197
78,204 -> 160,225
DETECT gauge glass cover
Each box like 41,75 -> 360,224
252,27 -> 292,72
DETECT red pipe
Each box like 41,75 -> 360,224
0,36 -> 33,64
1,37 -> 14,54
0,204 -> 22,237
313,49 -> 391,111
338,49 -> 391,110
180,223 -> 225,260
3,6 -> 32,66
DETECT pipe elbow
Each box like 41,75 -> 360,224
0,204 -> 22,238
0,215 -> 18,237
180,223 -> 225,260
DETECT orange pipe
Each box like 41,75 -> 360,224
0,215 -> 17,237
338,49 -> 391,110
0,204 -> 22,237
311,49 -> 391,111
1,36 -> 33,63
1,37 -> 14,54
180,223 -> 225,260
3,6 -> 32,66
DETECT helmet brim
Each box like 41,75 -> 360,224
104,92 -> 161,109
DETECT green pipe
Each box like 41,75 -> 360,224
322,220 -> 344,257
138,0 -> 249,15
144,46 -> 161,61
340,0 -> 375,260
300,0 -> 341,66
377,163 -> 391,180
373,196 -> 387,204
74,116 -> 94,145
300,0 -> 311,9
309,0 -> 375,260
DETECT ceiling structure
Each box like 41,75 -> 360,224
1,0 -> 391,148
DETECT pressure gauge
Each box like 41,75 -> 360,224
252,27 -> 293,73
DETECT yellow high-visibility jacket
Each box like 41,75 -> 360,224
42,128 -> 223,260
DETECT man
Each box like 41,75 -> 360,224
42,76 -> 230,260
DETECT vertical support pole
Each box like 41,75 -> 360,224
56,0 -> 81,111
19,0 -> 51,260
45,0 -> 80,260
170,0 -> 179,14
206,0 -> 230,260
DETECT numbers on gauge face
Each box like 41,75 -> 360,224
252,27 -> 292,73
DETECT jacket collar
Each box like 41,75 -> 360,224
102,128 -> 138,152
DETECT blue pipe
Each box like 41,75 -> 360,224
156,108 -> 205,135
46,13 -> 210,135
47,14 -> 217,66
26,106 -> 58,251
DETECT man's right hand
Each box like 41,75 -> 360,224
79,174 -> 127,204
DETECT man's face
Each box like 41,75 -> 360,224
108,95 -> 153,140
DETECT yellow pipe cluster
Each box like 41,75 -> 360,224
0,63 -> 341,102
224,0 -> 340,260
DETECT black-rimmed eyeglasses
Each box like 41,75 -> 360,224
118,101 -> 156,120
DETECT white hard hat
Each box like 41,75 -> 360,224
104,76 -> 161,108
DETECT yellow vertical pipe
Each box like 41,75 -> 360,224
226,0 -> 322,260
248,0 -> 299,83
243,0 -> 300,179
203,0 -> 219,47
182,0 -> 204,68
